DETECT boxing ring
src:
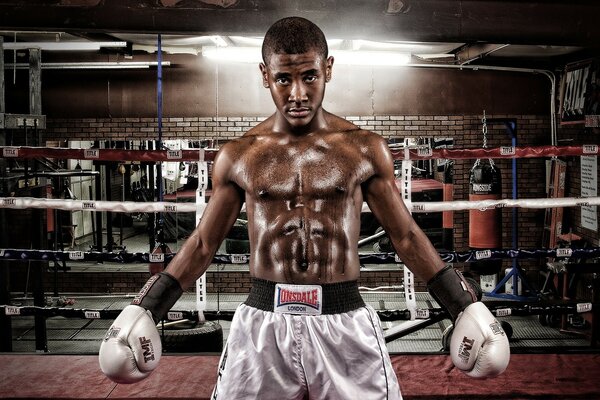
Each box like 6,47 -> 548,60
1,142 -> 600,398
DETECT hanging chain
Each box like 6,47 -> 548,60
472,110 -> 495,170
482,110 -> 496,168
482,110 -> 488,148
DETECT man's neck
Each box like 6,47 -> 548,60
273,109 -> 329,136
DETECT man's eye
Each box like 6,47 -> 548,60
276,78 -> 289,85
305,76 -> 317,83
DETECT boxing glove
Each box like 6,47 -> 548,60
99,305 -> 161,383
99,272 -> 183,384
450,302 -> 510,378
427,265 -> 510,378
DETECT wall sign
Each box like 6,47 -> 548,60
560,59 -> 600,127
580,156 -> 598,231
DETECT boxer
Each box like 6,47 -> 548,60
100,16 -> 509,399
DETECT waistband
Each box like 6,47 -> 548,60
245,278 -> 366,315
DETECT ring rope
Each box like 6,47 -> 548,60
0,197 -> 203,213
1,146 -> 212,162
1,144 -> 598,162
0,300 -> 593,322
395,144 -> 599,160
2,196 -> 599,214
1,247 -> 598,264
405,196 -> 600,212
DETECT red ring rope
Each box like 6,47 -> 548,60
1,144 -> 598,162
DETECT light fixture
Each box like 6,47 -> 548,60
203,46 -> 410,66
415,53 -> 456,60
2,41 -> 127,51
209,35 -> 229,47
333,50 -> 411,66
4,61 -> 171,69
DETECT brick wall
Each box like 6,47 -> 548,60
45,116 -> 266,142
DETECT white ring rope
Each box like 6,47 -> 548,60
403,197 -> 600,213
0,197 -> 204,213
1,196 -> 598,214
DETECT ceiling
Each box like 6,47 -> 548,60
1,0 -> 599,69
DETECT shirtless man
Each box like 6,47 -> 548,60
99,17 -> 510,399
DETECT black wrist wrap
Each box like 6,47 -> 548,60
427,265 -> 476,321
131,272 -> 183,323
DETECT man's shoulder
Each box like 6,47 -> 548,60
335,124 -> 385,146
243,116 -> 274,137
326,113 -> 383,141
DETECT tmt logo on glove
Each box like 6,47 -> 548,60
456,336 -> 475,364
456,320 -> 506,367
139,336 -> 156,363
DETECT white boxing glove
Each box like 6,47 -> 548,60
99,305 -> 162,383
450,302 -> 510,378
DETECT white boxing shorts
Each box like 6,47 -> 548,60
211,278 -> 402,400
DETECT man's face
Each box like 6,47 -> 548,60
260,49 -> 333,132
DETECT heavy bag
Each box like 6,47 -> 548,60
469,161 -> 502,274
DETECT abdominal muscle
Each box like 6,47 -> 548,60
247,198 -> 362,284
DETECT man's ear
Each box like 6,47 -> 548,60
325,56 -> 334,82
259,63 -> 269,88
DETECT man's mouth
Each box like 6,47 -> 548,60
288,107 -> 310,118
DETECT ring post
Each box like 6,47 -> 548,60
195,161 -> 209,322
486,119 -> 537,300
401,139 -> 417,319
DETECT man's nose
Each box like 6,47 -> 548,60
289,81 -> 307,103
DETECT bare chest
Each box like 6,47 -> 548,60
236,141 -> 371,200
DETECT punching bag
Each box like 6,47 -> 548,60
469,160 -> 502,274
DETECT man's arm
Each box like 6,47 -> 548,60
99,142 -> 244,383
363,135 -> 510,378
166,143 -> 244,289
363,140 -> 474,318
362,135 -> 444,282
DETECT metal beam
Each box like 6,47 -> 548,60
0,1 -> 598,46
3,41 -> 127,51
455,43 -> 511,65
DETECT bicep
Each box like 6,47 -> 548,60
363,139 -> 444,280
196,180 -> 244,248
364,174 -> 414,240
196,145 -> 244,247
164,148 -> 243,287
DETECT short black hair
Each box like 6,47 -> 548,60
261,16 -> 328,64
